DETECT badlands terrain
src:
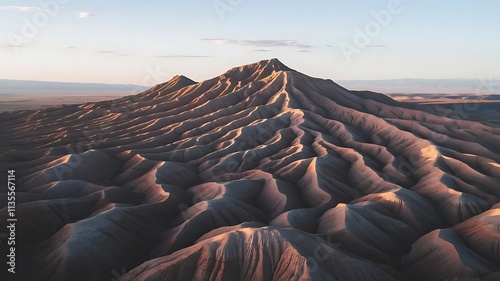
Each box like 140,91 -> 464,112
1,59 -> 499,281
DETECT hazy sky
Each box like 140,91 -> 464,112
1,0 -> 499,85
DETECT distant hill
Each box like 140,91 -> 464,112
337,78 -> 500,94
0,79 -> 149,96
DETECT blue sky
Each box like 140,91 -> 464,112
1,0 -> 499,85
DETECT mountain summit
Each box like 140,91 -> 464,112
221,58 -> 293,81
1,59 -> 499,281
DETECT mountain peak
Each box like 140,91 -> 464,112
148,74 -> 196,93
263,57 -> 289,69
169,75 -> 196,85
256,58 -> 291,72
222,58 -> 293,81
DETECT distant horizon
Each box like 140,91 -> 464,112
2,55 -> 499,96
2,76 -> 499,96
3,75 -> 500,87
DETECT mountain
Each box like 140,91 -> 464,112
1,58 -> 499,281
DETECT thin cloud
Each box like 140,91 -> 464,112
96,50 -> 132,57
200,38 -> 314,50
0,6 -> 42,12
0,43 -> 24,48
78,12 -> 95,19
155,55 -> 212,58
61,45 -> 76,49
97,50 -> 209,58
253,49 -> 273,52
366,44 -> 388,48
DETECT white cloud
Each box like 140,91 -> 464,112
78,12 -> 95,19
155,55 -> 212,58
200,38 -> 314,50
366,45 -> 388,48
0,6 -> 42,12
0,43 -> 24,48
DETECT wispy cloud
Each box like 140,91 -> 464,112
61,45 -> 76,49
366,44 -> 388,48
155,55 -> 212,58
78,12 -> 95,19
96,50 -> 132,57
0,6 -> 42,12
97,51 -> 208,58
200,38 -> 314,50
0,43 -> 25,48
253,49 -> 273,52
